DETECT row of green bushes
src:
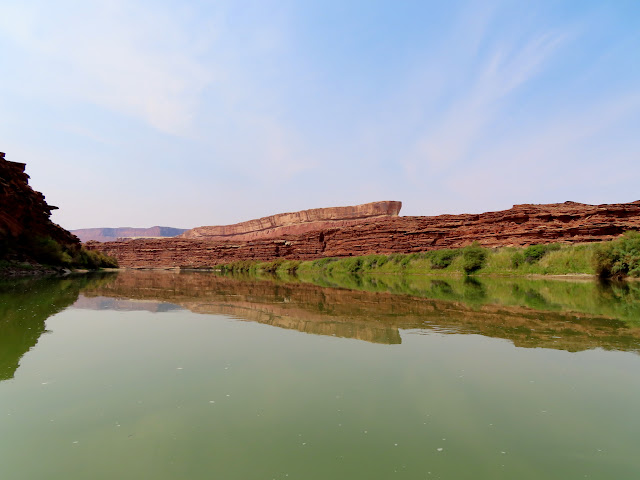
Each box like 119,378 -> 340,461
0,235 -> 119,270
30,236 -> 119,269
214,232 -> 639,279
303,243 -> 489,275
217,258 -> 301,275
512,243 -> 561,268
301,242 -> 555,276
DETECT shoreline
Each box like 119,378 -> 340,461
208,238 -> 640,281
5,236 -> 639,282
0,264 -> 121,278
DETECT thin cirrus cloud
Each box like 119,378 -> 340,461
445,93 -> 640,204
402,30 -> 569,178
0,0 -> 212,136
0,1 -> 638,228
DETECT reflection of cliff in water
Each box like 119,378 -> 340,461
5,270 -> 639,383
0,274 -> 116,381
78,273 -> 400,344
71,296 -> 184,313
80,271 -> 640,353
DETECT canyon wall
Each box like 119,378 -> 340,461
180,200 -> 402,241
88,200 -> 640,268
0,152 -> 79,252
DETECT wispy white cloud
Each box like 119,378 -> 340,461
0,0 -> 213,135
443,92 -> 640,207
403,27 -> 568,176
0,0 -> 315,174
1,0 -> 638,228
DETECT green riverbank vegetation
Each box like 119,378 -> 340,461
593,231 -> 640,278
214,263 -> 640,329
214,233 -> 640,280
0,235 -> 118,274
214,259 -> 640,328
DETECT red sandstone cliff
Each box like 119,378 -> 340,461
0,152 -> 80,255
88,200 -> 640,268
180,200 -> 402,241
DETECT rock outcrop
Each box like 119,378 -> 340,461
0,152 -> 80,259
180,200 -> 402,241
71,226 -> 186,243
88,200 -> 640,268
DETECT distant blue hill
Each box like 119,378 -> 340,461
71,226 -> 187,242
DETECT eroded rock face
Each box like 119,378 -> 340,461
88,200 -> 640,268
0,152 -> 79,254
180,200 -> 402,241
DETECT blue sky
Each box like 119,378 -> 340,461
1,0 -> 638,229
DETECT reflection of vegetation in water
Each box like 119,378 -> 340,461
511,285 -> 556,311
75,270 -> 640,353
595,280 -> 640,321
0,273 -> 116,380
462,276 -> 487,303
290,270 -> 640,326
187,269 -> 640,352
4,268 -> 640,385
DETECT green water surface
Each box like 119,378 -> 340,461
1,271 -> 639,479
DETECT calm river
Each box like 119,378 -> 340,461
1,271 -> 640,479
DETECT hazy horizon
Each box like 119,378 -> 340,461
66,197 -> 640,232
1,1 -> 638,230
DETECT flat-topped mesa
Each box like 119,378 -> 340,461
88,200 -> 640,269
180,200 -> 402,241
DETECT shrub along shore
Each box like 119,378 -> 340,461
0,235 -> 118,276
213,231 -> 640,280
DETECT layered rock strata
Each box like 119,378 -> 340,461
88,200 -> 640,268
180,200 -> 402,241
0,152 -> 80,253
